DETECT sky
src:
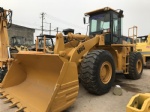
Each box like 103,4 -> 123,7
1,0 -> 150,37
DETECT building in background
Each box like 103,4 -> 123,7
8,24 -> 35,46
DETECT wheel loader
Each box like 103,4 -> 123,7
31,34 -> 55,52
0,7 -> 13,83
0,8 -> 28,83
10,36 -> 29,53
0,7 -> 143,112
136,34 -> 150,68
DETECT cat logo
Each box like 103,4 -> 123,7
77,45 -> 85,54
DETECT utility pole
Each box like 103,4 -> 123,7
56,27 -> 58,34
44,22 -> 51,35
49,23 -> 51,35
41,12 -> 45,35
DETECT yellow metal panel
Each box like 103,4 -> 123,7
126,93 -> 150,112
0,9 -> 9,64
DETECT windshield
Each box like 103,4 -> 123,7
46,39 -> 52,46
90,13 -> 110,33
39,39 -> 53,47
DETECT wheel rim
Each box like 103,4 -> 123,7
100,61 -> 112,84
136,59 -> 142,73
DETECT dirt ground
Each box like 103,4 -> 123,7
0,69 -> 150,112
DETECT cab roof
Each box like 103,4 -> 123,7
85,7 -> 120,16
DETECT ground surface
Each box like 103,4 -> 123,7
0,69 -> 150,112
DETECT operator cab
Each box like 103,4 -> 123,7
11,36 -> 26,47
36,35 -> 55,51
136,35 -> 148,43
84,7 -> 124,45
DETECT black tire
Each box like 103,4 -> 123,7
125,52 -> 143,79
80,50 -> 115,95
0,68 -> 7,83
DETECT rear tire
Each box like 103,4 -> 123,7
125,52 -> 143,79
80,50 -> 115,95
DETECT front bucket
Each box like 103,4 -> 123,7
0,53 -> 79,112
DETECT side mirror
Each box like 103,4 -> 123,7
83,16 -> 89,24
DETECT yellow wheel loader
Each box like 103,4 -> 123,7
10,36 -> 29,53
0,8 -> 29,83
0,7 -> 143,112
0,7 -> 13,83
32,34 -> 55,52
136,35 -> 150,68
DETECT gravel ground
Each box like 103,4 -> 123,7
0,69 -> 150,112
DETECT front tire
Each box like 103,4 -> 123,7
125,52 -> 143,79
80,50 -> 115,95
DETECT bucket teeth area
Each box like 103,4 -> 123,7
15,107 -> 26,112
0,94 -> 8,99
4,98 -> 13,103
1,91 -> 28,111
0,91 -> 4,94
9,102 -> 19,108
